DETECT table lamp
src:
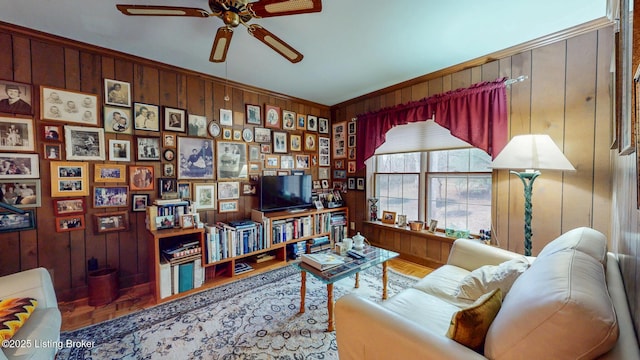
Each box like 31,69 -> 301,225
491,134 -> 575,256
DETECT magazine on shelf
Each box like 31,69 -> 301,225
301,252 -> 345,271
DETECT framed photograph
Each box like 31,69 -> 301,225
348,161 -> 357,173
277,170 -> 290,176
312,180 -> 321,190
164,106 -> 186,132
180,214 -> 195,229
94,164 -> 126,183
163,134 -> 176,148
332,121 -> 347,159
163,149 -> 175,162
263,170 -> 277,176
217,141 -> 247,180
0,117 -> 34,152
136,136 -> 161,161
40,86 -> 98,125
222,128 -> 232,140
296,113 -> 306,130
348,134 -> 356,148
163,163 -> 175,177
242,128 -> 253,142
43,143 -> 61,160
0,210 -> 35,233
177,181 -> 191,200
42,124 -> 62,142
178,137 -> 215,180
356,177 -> 365,190
304,132 -> 317,152
208,121 -> 221,137
93,185 -> 128,208
188,114 -> 208,137
318,117 -> 330,134
246,104 -> 261,125
155,215 -> 175,230
233,129 -> 242,141
295,154 -> 310,169
290,134 -> 302,152
249,162 -> 261,173
347,178 -> 356,190
334,170 -> 346,179
108,139 -> 131,162
264,154 -> 279,168
321,179 -> 329,189
0,80 -> 33,115
129,165 -> 154,191
0,153 -> 39,179
50,161 -> 88,197
104,105 -> 132,134
158,178 -> 176,197
254,127 -> 271,143
272,131 -> 288,154
0,179 -> 40,208
94,211 -> 129,233
335,160 -> 344,169
104,79 -> 131,107
260,144 -> 271,153
242,183 -> 256,195
318,167 -> 330,180
218,181 -> 240,200
348,147 -> 356,160
193,183 -> 216,210
264,105 -> 281,129
131,194 -> 150,212
134,102 -> 160,131
280,155 -> 294,169
248,144 -> 260,161
307,115 -> 318,132
220,108 -> 233,126
428,219 -> 438,233
382,211 -> 396,224
55,215 -> 85,233
64,125 -> 105,161
282,110 -> 296,130
219,200 -> 239,213
348,120 -> 357,135
53,198 -> 85,216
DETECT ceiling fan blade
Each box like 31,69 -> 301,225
247,24 -> 303,63
210,27 -> 234,63
116,4 -> 210,17
247,0 -> 322,18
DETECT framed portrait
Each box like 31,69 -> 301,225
42,124 -> 62,142
180,214 -> 195,229
304,132 -> 317,152
348,134 -> 356,148
158,178 -> 176,197
248,144 -> 260,161
295,154 -> 310,169
43,143 -> 61,160
131,194 -> 150,212
104,105 -> 133,134
356,177 -> 365,191
272,131 -> 288,154
108,139 -> 131,162
220,108 -> 233,126
347,177 -> 356,190
129,165 -> 154,191
136,136 -> 161,161
218,181 -> 240,200
222,128 -> 232,140
282,110 -> 296,130
163,163 -> 175,177
64,125 -> 105,161
94,211 -> 129,234
348,161 -> 357,173
93,185 -> 129,208
260,144 -> 271,153
290,134 -> 302,152
0,179 -> 40,208
428,219 -> 438,233
163,149 -> 175,161
0,210 -> 35,233
332,122 -> 347,159
297,114 -> 306,130
264,104 -> 281,129
208,121 -> 221,138
104,79 -> 131,107
264,154 -> 279,168
163,134 -> 176,149
280,155 -> 294,169
40,86 -> 98,125
321,179 -> 329,189
319,117 -> 330,134
348,147 -> 356,160
133,102 -> 160,131
0,80 -> 33,115
178,137 -> 215,180
0,153 -> 39,179
254,127 -> 271,143
307,115 -> 318,132
334,169 -> 346,179
188,114 -> 208,137
50,161 -> 88,197
164,106 -> 186,132
0,117 -> 34,152
233,129 -> 242,141
318,167 -> 330,180
53,198 -> 85,216
348,120 -> 357,135
249,162 -> 261,173
312,180 -> 321,190
193,183 -> 216,210
246,104 -> 261,125
218,200 -> 239,213
177,181 -> 191,200
242,128 -> 253,142
55,215 -> 85,233
382,211 -> 396,224
217,141 -> 247,180
242,183 -> 256,195
94,164 -> 127,183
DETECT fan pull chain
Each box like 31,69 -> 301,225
224,61 -> 230,102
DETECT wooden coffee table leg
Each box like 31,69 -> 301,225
355,272 -> 360,288
327,283 -> 334,332
300,271 -> 306,314
382,261 -> 389,300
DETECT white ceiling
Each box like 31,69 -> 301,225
0,0 -> 607,106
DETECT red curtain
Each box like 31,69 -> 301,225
355,78 -> 508,170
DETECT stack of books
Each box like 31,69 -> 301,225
234,262 -> 254,274
301,252 -> 344,271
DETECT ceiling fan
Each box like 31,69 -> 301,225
116,0 -> 322,63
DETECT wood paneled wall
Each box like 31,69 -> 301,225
0,23 -> 329,302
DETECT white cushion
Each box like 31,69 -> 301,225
454,256 -> 530,301
383,288 -> 461,335
537,227 -> 607,265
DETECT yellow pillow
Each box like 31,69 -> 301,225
446,288 -> 502,353
0,298 -> 38,341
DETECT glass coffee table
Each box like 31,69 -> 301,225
294,245 -> 399,331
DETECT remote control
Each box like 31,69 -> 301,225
347,250 -> 365,259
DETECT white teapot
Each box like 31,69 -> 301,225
352,232 -> 366,250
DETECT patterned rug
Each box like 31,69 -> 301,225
57,264 -> 417,359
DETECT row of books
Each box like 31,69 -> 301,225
204,221 -> 265,263
145,200 -> 191,231
159,254 -> 204,299
271,216 -> 313,244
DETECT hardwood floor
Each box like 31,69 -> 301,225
59,258 -> 433,332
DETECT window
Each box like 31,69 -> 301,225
372,148 -> 491,234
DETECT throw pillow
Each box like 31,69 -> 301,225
446,288 -> 502,353
455,257 -> 530,301
0,298 -> 38,341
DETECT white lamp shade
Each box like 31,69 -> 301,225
491,134 -> 575,171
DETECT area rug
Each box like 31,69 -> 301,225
57,264 -> 417,359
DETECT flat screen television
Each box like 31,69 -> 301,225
260,175 -> 313,212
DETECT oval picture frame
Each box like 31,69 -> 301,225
208,121 -> 221,137
242,128 -> 254,142
163,149 -> 175,161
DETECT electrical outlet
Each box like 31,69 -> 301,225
350,221 -> 355,230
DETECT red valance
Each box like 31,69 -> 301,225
355,78 -> 508,170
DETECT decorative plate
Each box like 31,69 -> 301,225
208,121 -> 220,137
242,128 -> 254,142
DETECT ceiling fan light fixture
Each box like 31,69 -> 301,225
222,11 -> 241,27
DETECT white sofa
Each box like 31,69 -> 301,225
335,227 -> 640,359
0,268 -> 62,360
